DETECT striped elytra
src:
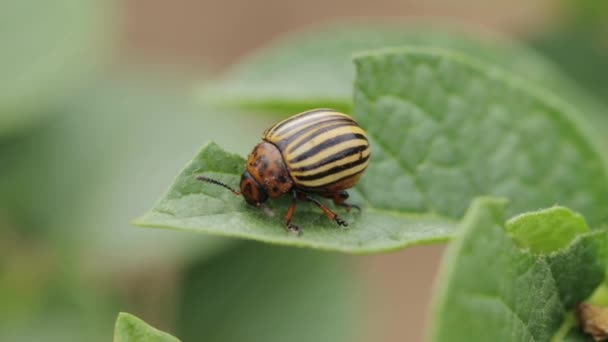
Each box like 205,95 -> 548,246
196,109 -> 370,234
263,109 -> 370,190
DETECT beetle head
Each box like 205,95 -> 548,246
240,171 -> 268,206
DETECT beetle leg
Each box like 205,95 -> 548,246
330,191 -> 361,213
283,190 -> 301,234
302,193 -> 348,227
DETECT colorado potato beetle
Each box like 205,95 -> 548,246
197,109 -> 370,234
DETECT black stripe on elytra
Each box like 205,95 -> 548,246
278,118 -> 355,150
296,168 -> 367,191
267,109 -> 335,135
295,154 -> 370,181
285,119 -> 357,152
288,133 -> 367,164
274,114 -> 352,138
291,144 -> 368,172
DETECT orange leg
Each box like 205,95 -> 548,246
283,190 -> 300,234
301,193 -> 347,227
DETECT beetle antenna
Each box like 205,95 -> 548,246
196,176 -> 241,195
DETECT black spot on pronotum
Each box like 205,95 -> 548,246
244,182 -> 252,195
259,158 -> 269,174
272,186 -> 279,193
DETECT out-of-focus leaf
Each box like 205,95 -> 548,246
562,328 -> 592,341
114,313 -> 180,342
206,22 -> 608,150
51,75 -> 249,269
176,241 -> 361,342
19,72 -> 269,269
531,28 -> 608,106
0,235 -> 119,342
429,198 -> 608,342
559,0 -> 608,28
0,0 -> 109,137
135,48 -> 608,252
202,23 -> 576,113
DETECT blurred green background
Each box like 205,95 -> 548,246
1,0 -> 606,341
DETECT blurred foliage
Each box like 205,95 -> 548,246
1,0 -> 118,340
0,228 -> 116,342
0,0 -> 109,138
560,0 -> 608,30
530,0 -> 608,104
35,73 -> 255,267
176,241 -> 361,342
203,23 -> 581,112
531,29 -> 608,105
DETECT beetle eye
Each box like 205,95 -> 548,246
240,172 -> 268,205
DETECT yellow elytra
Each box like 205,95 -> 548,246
263,109 -> 370,190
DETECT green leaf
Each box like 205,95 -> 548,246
204,23 -> 574,113
506,207 -> 589,254
175,241 -> 361,342
353,47 -> 608,226
114,313 -> 180,342
136,47 -> 608,252
429,198 -> 608,342
134,142 -> 455,253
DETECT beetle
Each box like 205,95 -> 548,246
197,108 -> 370,234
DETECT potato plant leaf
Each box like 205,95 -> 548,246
136,47 -> 608,252
430,198 -> 608,342
133,142 -> 456,253
353,47 -> 608,226
506,207 -> 589,255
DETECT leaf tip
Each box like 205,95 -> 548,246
115,311 -> 131,323
114,312 -> 181,342
505,205 -> 591,255
467,196 -> 509,216
129,217 -> 146,227
114,312 -> 136,340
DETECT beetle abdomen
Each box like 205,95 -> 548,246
263,109 -> 370,190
